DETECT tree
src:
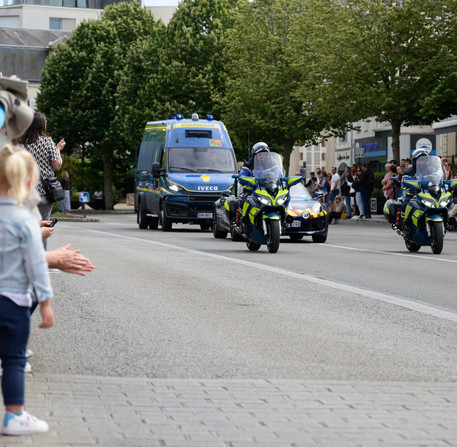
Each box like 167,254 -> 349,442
37,2 -> 160,209
117,0 -> 238,152
293,0 -> 457,163
220,0 -> 350,173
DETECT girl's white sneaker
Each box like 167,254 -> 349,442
2,411 -> 48,435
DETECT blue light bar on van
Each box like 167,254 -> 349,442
207,115 -> 213,120
176,114 -> 183,120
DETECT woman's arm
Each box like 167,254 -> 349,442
50,138 -> 65,170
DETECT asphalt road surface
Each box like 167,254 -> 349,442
30,214 -> 457,383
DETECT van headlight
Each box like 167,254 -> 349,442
169,184 -> 183,192
311,203 -> 322,214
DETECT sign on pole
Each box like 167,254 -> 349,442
79,192 -> 89,203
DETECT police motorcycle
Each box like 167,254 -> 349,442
233,152 -> 302,253
383,155 -> 457,254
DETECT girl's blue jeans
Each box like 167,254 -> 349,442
0,295 -> 30,406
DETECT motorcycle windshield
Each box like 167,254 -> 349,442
415,156 -> 445,185
252,152 -> 284,183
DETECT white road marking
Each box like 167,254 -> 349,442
323,243 -> 457,264
71,226 -> 457,323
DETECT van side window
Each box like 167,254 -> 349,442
138,131 -> 164,171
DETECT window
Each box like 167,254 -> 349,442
49,17 -> 75,30
49,17 -> 61,29
0,16 -> 19,27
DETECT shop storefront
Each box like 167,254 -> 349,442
353,137 -> 388,172
335,149 -> 351,173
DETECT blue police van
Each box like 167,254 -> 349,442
135,114 -> 238,231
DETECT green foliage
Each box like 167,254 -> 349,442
293,0 -> 457,162
220,0 -> 351,172
37,2 -> 160,208
37,0 -> 457,190
373,172 -> 384,190
117,0 -> 237,151
371,188 -> 383,199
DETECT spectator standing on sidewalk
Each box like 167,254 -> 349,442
16,112 -> 65,225
316,170 -> 328,203
340,167 -> 352,219
329,166 -> 340,207
352,167 -> 365,218
94,187 -> 104,210
59,171 -> 70,215
381,163 -> 394,200
359,163 -> 374,219
305,172 -> 317,196
0,145 -> 53,436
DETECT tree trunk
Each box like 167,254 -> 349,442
391,120 -> 402,163
282,137 -> 296,176
102,154 -> 114,210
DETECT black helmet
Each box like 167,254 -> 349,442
252,142 -> 270,156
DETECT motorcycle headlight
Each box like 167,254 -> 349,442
311,203 -> 322,214
276,195 -> 288,206
257,195 -> 272,206
439,196 -> 451,208
421,197 -> 435,208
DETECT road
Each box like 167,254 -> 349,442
29,213 -> 457,383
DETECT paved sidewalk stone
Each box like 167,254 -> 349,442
0,375 -> 456,446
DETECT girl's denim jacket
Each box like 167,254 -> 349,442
0,198 -> 53,302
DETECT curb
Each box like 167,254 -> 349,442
334,215 -> 389,227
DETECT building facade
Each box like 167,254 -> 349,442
293,118 -> 446,178
0,0 -> 175,30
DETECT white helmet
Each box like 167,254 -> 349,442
252,142 -> 270,156
411,148 -> 429,161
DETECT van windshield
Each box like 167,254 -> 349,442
167,147 -> 237,173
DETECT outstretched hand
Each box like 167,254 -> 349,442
46,243 -> 95,276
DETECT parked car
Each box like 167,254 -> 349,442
283,182 -> 329,242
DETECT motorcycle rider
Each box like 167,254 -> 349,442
236,142 -> 271,225
240,142 -> 270,177
401,149 -> 430,237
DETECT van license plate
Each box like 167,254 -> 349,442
198,213 -> 212,219
291,221 -> 301,227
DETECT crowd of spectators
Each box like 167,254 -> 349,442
305,156 -> 457,225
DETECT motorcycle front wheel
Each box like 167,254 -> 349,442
430,221 -> 444,254
266,219 -> 280,253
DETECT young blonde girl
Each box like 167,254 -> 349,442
0,145 -> 54,436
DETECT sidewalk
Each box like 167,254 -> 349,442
7,374 -> 456,447
337,214 -> 389,226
